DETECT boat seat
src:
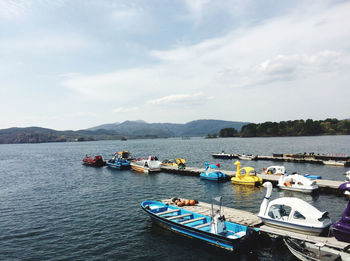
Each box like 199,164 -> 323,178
179,217 -> 206,225
167,213 -> 192,220
194,222 -> 212,229
156,209 -> 180,216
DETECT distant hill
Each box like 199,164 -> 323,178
88,119 -> 249,137
0,127 -> 124,144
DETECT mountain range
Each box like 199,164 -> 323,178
88,119 -> 249,137
0,119 -> 249,144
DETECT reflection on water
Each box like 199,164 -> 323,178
280,189 -> 320,202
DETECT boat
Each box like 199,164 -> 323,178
345,171 -> 350,181
333,182 -> 350,243
141,197 -> 258,251
106,153 -> 131,170
264,166 -> 286,175
278,173 -> 318,193
323,160 -> 346,166
231,161 -> 262,186
303,174 -> 322,180
258,182 -> 332,236
82,155 -> 106,167
161,158 -> 186,169
200,162 -> 226,181
130,156 -> 161,173
238,154 -> 257,161
283,237 -> 342,261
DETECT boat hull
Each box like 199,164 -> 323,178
106,161 -> 131,170
141,200 -> 256,252
200,172 -> 226,181
259,217 -> 327,236
130,163 -> 160,173
278,185 -> 317,193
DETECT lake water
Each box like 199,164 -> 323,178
1,135 -> 350,260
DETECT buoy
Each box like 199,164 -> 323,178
177,201 -> 183,207
189,200 -> 195,206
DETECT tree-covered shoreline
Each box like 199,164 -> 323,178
219,118 -> 350,138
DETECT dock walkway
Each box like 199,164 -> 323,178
161,198 -> 350,252
160,166 -> 344,193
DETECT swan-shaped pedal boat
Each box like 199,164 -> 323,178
258,182 -> 331,235
200,162 -> 226,181
278,173 -> 318,193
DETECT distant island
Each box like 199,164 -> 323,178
219,118 -> 350,137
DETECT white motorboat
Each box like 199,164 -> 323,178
264,166 -> 286,175
323,160 -> 346,166
278,174 -> 318,193
130,156 -> 161,173
238,154 -> 257,160
258,182 -> 332,236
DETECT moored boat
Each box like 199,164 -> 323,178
264,166 -> 286,175
323,160 -> 346,166
82,155 -> 106,167
141,197 -> 258,251
283,237 -> 342,261
333,182 -> 350,243
161,158 -> 186,169
238,154 -> 257,161
106,152 -> 131,170
130,156 -> 161,173
278,174 -> 318,193
231,161 -> 262,186
258,182 -> 332,236
200,162 -> 226,181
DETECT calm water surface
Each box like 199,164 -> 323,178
0,136 -> 349,260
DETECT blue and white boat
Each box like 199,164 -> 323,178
106,153 -> 131,170
200,162 -> 226,181
141,197 -> 257,251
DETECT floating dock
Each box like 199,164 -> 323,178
212,153 -> 350,166
160,166 -> 344,194
161,198 -> 350,255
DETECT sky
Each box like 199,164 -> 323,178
1,0 -> 350,130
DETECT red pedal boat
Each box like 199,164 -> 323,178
82,155 -> 106,167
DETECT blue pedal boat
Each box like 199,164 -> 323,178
141,197 -> 257,251
200,162 -> 226,181
106,153 -> 131,170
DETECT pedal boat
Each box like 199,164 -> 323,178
82,155 -> 106,167
106,153 -> 131,170
333,182 -> 350,243
258,182 -> 332,236
231,161 -> 262,186
264,166 -> 286,175
161,158 -> 186,169
130,156 -> 161,173
200,162 -> 226,181
141,197 -> 258,251
278,173 -> 318,193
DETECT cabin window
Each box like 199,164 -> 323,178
268,204 -> 291,219
293,211 -> 305,220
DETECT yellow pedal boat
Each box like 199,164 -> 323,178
231,161 -> 263,186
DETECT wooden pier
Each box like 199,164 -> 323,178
161,198 -> 350,254
212,153 -> 350,166
160,166 -> 344,194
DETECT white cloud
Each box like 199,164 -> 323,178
112,107 -> 139,113
0,0 -> 31,19
147,92 -> 213,106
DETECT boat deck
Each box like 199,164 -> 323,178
161,198 -> 350,252
160,166 -> 344,194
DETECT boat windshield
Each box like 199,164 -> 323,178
211,196 -> 222,217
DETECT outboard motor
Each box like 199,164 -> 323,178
210,196 -> 226,234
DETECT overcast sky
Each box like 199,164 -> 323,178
1,0 -> 349,130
